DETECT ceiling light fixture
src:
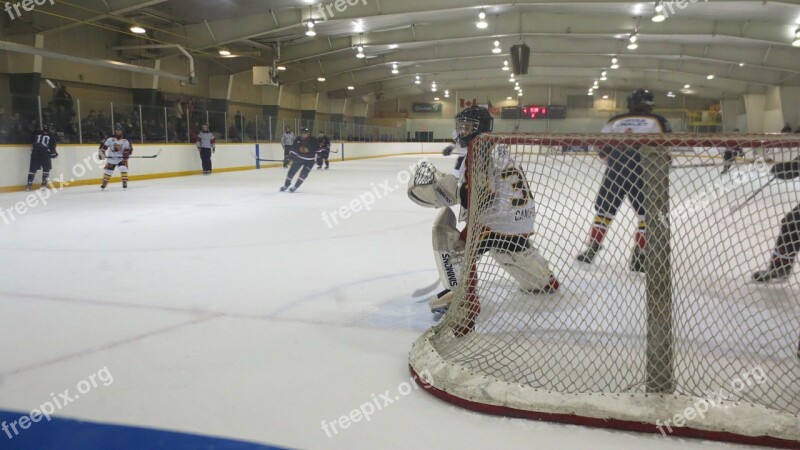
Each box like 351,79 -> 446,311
611,57 -> 620,69
477,9 -> 488,29
627,32 -> 638,50
356,46 -> 365,58
707,74 -> 715,80
218,48 -> 231,56
391,63 -> 399,75
684,84 -> 691,89
317,76 -> 326,82
415,74 -> 421,85
276,65 -> 287,71
492,40 -> 501,54
306,20 -> 316,37
347,86 -> 355,90
652,0 -> 666,22
130,25 -> 146,34
502,59 -> 510,71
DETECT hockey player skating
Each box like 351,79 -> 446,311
281,126 -> 295,168
196,124 -> 216,175
576,89 -> 672,272
280,127 -> 318,193
752,157 -> 800,282
721,129 -> 743,175
26,123 -> 58,191
99,124 -> 133,190
409,105 -> 559,336
316,131 -> 331,170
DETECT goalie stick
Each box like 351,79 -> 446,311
729,176 -> 776,214
412,279 -> 441,297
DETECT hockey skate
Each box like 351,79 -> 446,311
25,183 -> 32,191
630,248 -> 645,273
429,289 -> 454,315
753,262 -> 793,283
279,186 -> 289,192
576,243 -> 602,264
289,186 -> 298,193
522,274 -> 560,294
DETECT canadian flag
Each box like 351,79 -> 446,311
460,98 -> 477,108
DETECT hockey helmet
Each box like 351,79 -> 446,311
299,127 -> 310,135
114,123 -> 124,134
455,105 -> 493,144
627,89 -> 655,112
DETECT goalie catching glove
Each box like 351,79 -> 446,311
407,161 -> 460,208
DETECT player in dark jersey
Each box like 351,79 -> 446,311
26,123 -> 58,191
721,129 -> 743,175
576,89 -> 672,272
753,157 -> 800,282
316,131 -> 331,170
280,127 -> 318,192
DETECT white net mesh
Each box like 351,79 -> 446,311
410,133 -> 800,447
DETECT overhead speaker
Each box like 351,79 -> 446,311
510,43 -> 530,76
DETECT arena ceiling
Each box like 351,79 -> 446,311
5,0 -> 800,101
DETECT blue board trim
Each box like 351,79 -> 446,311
0,410 -> 290,450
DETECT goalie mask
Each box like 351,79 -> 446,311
408,161 -> 460,208
455,105 -> 493,145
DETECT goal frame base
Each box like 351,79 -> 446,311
410,364 -> 797,449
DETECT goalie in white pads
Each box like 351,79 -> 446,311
409,105 -> 559,324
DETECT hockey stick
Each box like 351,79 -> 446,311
412,279 -> 441,297
729,176 -> 776,214
126,148 -> 162,159
250,152 -> 285,162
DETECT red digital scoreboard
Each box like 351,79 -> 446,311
522,105 -> 548,119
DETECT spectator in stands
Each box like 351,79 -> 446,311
782,123 -> 793,133
53,84 -> 73,111
234,111 -> 243,134
244,120 -> 255,141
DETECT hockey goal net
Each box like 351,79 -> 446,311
409,133 -> 800,447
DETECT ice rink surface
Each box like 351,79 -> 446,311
0,154 -> 786,449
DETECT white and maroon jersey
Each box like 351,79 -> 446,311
601,112 -> 672,134
479,144 -> 537,235
452,129 -> 469,156
101,137 -> 132,164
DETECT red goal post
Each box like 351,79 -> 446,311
409,132 -> 800,448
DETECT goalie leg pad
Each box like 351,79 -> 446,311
492,243 -> 557,293
433,207 -> 464,290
